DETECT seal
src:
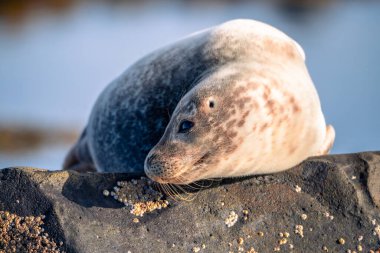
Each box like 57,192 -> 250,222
63,19 -> 335,184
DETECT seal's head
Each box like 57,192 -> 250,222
144,69 -> 254,185
144,89 -> 219,184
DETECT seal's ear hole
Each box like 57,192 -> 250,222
209,100 -> 215,108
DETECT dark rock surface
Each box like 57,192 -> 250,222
1,152 -> 380,253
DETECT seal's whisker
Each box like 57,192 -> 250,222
198,179 -> 214,188
185,178 -> 211,189
165,184 -> 179,201
190,181 -> 209,189
174,182 -> 195,201
174,175 -> 204,190
172,184 -> 196,201
164,183 -> 184,202
179,183 -> 202,200
166,183 -> 181,199
168,183 -> 193,202
174,176 -> 212,202
161,184 -> 175,201
158,183 -> 167,197
156,182 -> 166,197
204,177 -> 222,184
177,181 -> 203,191
188,181 -> 213,192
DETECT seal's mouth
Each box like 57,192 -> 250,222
145,151 -> 212,185
193,152 -> 211,167
160,152 -> 211,184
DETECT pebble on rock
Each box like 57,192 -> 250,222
104,177 -> 169,216
225,211 -> 238,228
295,225 -> 304,238
192,246 -> 201,252
0,211 -> 64,253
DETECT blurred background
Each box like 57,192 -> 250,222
0,0 -> 379,170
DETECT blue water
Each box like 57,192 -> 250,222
0,1 -> 379,169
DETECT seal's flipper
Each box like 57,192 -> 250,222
63,128 -> 96,173
315,125 -> 335,156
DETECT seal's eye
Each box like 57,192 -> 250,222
209,101 -> 215,108
178,120 -> 194,133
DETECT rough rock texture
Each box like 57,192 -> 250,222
1,152 -> 380,253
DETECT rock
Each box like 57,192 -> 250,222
1,152 -> 380,253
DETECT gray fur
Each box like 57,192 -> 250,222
65,22 -> 241,173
